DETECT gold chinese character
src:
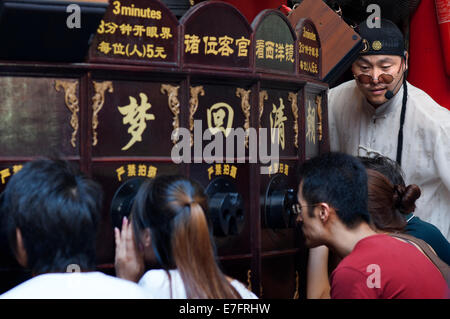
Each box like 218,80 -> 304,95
284,164 -> 289,176
265,41 -> 275,59
98,41 -> 112,54
105,22 -> 119,34
146,26 -> 159,38
0,168 -> 11,184
112,43 -> 126,55
120,23 -> 133,36
12,165 -> 23,174
138,164 -> 147,177
215,164 -> 222,176
154,46 -> 167,59
285,43 -> 294,63
279,163 -> 284,174
116,166 -> 126,182
236,37 -> 250,57
218,36 -> 234,56
185,34 -> 201,54
275,43 -> 285,61
207,102 -> 234,138
203,36 -> 219,55
127,164 -> 136,177
118,93 -> 156,151
223,164 -> 230,175
128,44 -> 143,57
207,166 -> 214,180
229,165 -> 237,179
147,165 -> 157,178
133,25 -> 146,37
270,98 -> 287,150
306,101 -> 316,144
299,42 -> 305,54
256,40 -> 265,59
160,27 -> 172,39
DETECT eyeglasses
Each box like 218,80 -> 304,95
354,62 -> 403,85
291,203 -> 319,217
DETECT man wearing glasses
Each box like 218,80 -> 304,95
327,18 -> 450,241
295,152 -> 448,299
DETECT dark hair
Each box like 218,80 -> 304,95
366,169 -> 421,232
298,152 -> 370,228
131,175 -> 240,299
1,159 -> 103,274
359,155 -> 406,186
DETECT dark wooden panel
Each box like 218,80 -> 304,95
252,10 -> 296,74
0,77 -> 80,157
91,79 -> 181,157
88,0 -> 179,66
181,1 -> 252,71
92,161 -> 182,264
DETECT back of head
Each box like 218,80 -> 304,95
366,169 -> 421,232
298,152 -> 370,228
131,175 -> 240,299
1,159 -> 103,274
358,18 -> 405,57
359,155 -> 406,186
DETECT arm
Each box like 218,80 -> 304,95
306,245 -> 331,299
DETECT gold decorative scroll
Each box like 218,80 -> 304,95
189,86 -> 205,146
246,269 -> 263,296
293,270 -> 300,299
259,90 -> 268,128
288,92 -> 299,148
236,88 -> 251,148
55,80 -> 79,148
92,81 -> 113,146
316,94 -> 323,141
161,84 -> 180,145
246,269 -> 252,291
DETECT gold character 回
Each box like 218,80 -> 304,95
207,102 -> 234,138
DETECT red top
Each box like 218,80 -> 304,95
330,234 -> 448,299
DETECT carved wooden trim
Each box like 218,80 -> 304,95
293,270 -> 300,299
55,80 -> 79,148
288,92 -> 299,149
259,90 -> 268,128
236,88 -> 251,148
316,94 -> 323,141
189,86 -> 205,146
161,84 -> 180,145
92,81 -> 114,146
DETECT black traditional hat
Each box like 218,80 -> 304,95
358,18 -> 405,56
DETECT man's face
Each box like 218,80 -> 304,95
296,183 -> 325,248
352,54 -> 406,107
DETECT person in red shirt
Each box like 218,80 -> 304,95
296,152 -> 448,299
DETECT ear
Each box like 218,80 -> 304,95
15,228 -> 28,268
142,228 -> 152,248
403,51 -> 409,70
317,203 -> 331,224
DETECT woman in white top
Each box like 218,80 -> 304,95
114,175 -> 257,299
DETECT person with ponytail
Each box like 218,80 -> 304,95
360,155 -> 450,265
114,175 -> 257,299
304,154 -> 448,299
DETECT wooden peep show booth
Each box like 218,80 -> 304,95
0,0 -> 362,298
